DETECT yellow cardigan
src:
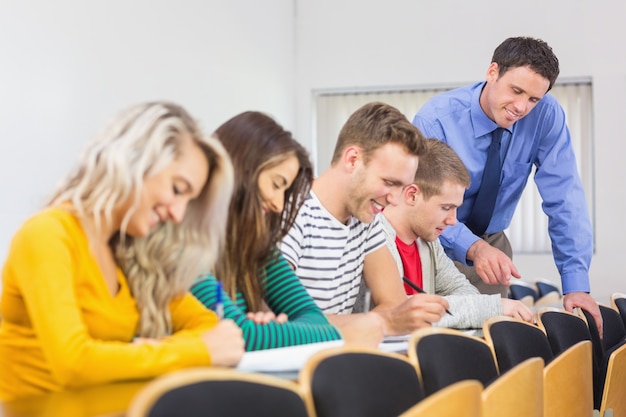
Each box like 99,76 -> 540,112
0,207 -> 217,400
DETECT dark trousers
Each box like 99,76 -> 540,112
454,231 -> 512,297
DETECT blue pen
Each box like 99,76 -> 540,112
215,280 -> 224,319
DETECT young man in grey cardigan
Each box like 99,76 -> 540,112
380,139 -> 533,328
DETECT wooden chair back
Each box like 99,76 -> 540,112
482,357 -> 543,417
610,292 -> 626,328
398,380 -> 482,417
543,340 -> 594,417
299,346 -> 424,417
535,307 -> 593,355
535,279 -> 561,298
483,315 -> 553,373
599,341 -> 626,417
126,368 -> 309,417
578,305 -> 625,360
509,281 -> 539,303
578,304 -> 626,409
408,327 -> 498,396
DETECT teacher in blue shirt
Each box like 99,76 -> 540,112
412,36 -> 602,336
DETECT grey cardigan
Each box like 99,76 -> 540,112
378,213 -> 502,329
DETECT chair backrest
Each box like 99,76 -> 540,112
535,307 -> 593,355
408,327 -> 499,396
611,292 -> 626,328
533,291 -> 562,307
543,340 -> 594,417
482,316 -> 554,374
509,280 -> 539,302
579,304 -> 626,356
126,368 -> 309,417
482,357 -> 544,417
398,380 -> 482,417
300,346 -> 424,417
535,279 -> 561,298
600,305 -> 626,351
578,305 -> 626,410
599,341 -> 626,417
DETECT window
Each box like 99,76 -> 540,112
313,80 -> 594,253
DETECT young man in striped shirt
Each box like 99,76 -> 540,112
281,102 -> 449,337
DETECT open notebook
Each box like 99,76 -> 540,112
236,340 -> 345,373
236,329 -> 482,373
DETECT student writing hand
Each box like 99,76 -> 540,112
467,240 -> 521,286
501,298 -> 534,323
377,293 -> 448,335
337,312 -> 385,348
201,319 -> 245,366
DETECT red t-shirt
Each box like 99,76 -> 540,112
395,236 -> 423,295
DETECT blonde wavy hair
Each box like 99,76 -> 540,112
49,102 -> 234,338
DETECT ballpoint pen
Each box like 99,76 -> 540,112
363,289 -> 372,312
215,280 -> 224,319
402,276 -> 453,316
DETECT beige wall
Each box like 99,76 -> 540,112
294,0 -> 626,302
2,0 -> 624,303
0,0 -> 296,264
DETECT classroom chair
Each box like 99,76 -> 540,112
482,357 -> 544,417
398,380 -> 482,417
484,316 -> 594,416
532,278 -> 563,307
535,278 -> 561,298
508,280 -> 539,306
126,368 -> 309,417
543,340 -> 594,417
578,304 -> 626,409
536,307 -> 594,355
597,341 -> 626,417
482,315 -> 554,373
299,346 -> 424,417
610,292 -> 626,329
408,327 -> 498,396
536,307 -> 599,394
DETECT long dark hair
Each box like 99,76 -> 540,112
214,111 -> 313,310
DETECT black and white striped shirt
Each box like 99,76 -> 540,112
280,192 -> 387,314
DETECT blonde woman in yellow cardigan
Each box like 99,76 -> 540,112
0,102 -> 244,401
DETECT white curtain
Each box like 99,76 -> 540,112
313,81 -> 594,254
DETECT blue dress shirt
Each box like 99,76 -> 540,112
413,82 -> 593,294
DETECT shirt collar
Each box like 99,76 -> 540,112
470,81 -> 501,138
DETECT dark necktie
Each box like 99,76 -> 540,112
465,128 -> 504,236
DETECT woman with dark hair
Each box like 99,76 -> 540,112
191,111 -> 343,351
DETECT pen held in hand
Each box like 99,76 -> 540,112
363,289 -> 372,312
402,276 -> 453,316
215,280 -> 224,319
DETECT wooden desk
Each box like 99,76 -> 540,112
0,381 -> 148,417
0,334 -> 478,416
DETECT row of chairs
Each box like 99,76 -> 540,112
126,344 -> 534,417
484,306 -> 626,417
508,278 -> 563,307
412,326 -> 591,417
127,296 -> 626,417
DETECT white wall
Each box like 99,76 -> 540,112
0,0 -> 295,263
2,0 -> 624,303
294,0 -> 626,302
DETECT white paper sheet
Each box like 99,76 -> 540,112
236,340 -> 345,373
